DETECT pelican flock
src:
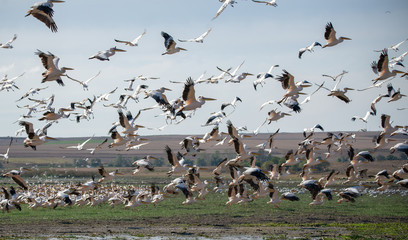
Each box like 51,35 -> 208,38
0,0 -> 407,227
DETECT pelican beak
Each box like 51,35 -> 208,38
25,11 -> 32,17
251,152 -> 261,156
114,48 -> 126,52
63,67 -> 74,71
202,97 -> 216,101
395,70 -> 405,74
162,87 -> 172,91
149,156 -> 158,160
344,88 -> 354,91
135,125 -> 145,128
45,136 -> 57,140
179,48 -> 187,51
138,138 -> 149,141
51,0 -> 65,2
342,37 -> 352,40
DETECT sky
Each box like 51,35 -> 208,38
0,0 -> 407,138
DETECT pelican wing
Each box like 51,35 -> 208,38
377,49 -> 389,74
11,175 -> 28,190
324,22 -> 336,43
31,5 -> 58,32
182,77 -> 196,104
161,31 -> 176,51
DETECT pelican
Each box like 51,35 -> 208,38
177,77 -> 216,113
267,109 -> 291,124
180,136 -> 202,156
213,0 -> 235,20
324,170 -> 340,188
380,114 -> 402,136
221,96 -> 242,111
390,142 -> 408,156
322,70 -> 348,82
253,64 -> 279,90
322,22 -> 351,48
298,42 -> 321,59
95,87 -> 118,102
16,86 -> 48,102
2,167 -> 31,190
257,128 -> 280,154
178,28 -> 212,43
320,72 -> 353,103
65,135 -> 94,151
19,121 -> 55,150
66,71 -> 101,91
0,34 -> 17,49
89,47 -> 126,61
348,146 -> 374,169
35,50 -> 73,86
115,29 -> 146,46
98,165 -> 123,183
388,88 -> 406,103
372,49 -> 404,83
108,128 -> 127,148
218,61 -> 253,83
116,109 -> 144,136
298,178 -> 324,200
276,70 -> 307,104
25,0 -> 64,32
351,111 -> 375,123
165,145 -> 188,176
0,138 -> 13,163
203,111 -> 226,126
390,51 -> 408,63
392,163 -> 408,181
161,31 -> 186,55
337,187 -> 361,203
132,156 -> 157,174
38,107 -> 71,121
251,0 -> 277,6
86,138 -> 108,155
300,149 -> 327,178
375,38 -> 408,52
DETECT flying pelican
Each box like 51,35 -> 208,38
98,165 -> 123,183
221,96 -> 242,111
372,49 -> 404,83
0,138 -> 13,163
218,61 -> 253,83
66,71 -> 101,91
108,127 -> 128,148
337,187 -> 361,203
86,138 -> 108,155
64,135 -> 94,151
253,64 -> 279,90
180,136 -> 202,157
322,22 -> 351,48
267,109 -> 291,124
351,111 -> 375,123
132,156 -> 157,174
298,42 -> 322,59
115,29 -> 146,46
348,146 -> 374,170
320,72 -> 353,103
213,0 -> 236,20
251,0 -> 277,6
375,38 -> 408,52
115,109 -> 144,136
0,34 -> 17,49
203,111 -> 226,126
165,145 -> 188,176
2,167 -> 31,190
322,70 -> 348,81
275,70 -> 308,104
390,142 -> 408,156
388,88 -> 406,103
25,0 -> 64,32
35,50 -> 73,86
19,121 -> 55,150
178,28 -> 212,43
161,31 -> 186,55
390,51 -> 408,63
89,47 -> 126,61
16,86 -> 48,102
177,77 -> 216,113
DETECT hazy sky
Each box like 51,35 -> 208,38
0,0 -> 407,138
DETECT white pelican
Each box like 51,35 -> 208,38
95,87 -> 118,102
276,70 -> 307,104
213,0 -> 235,20
19,121 -> 56,150
177,77 -> 216,113
86,138 -> 108,155
298,178 -> 324,200
35,50 -> 73,86
267,109 -> 291,124
16,86 -> 48,102
298,42 -> 321,59
256,128 -> 280,154
201,126 -> 226,143
203,111 -> 226,126
64,135 -> 94,151
0,138 -> 13,163
380,114 -> 403,136
324,170 -> 340,188
161,31 -> 186,55
165,145 -> 188,176
388,88 -> 406,103
337,187 -> 361,203
180,136 -> 202,156
89,47 -> 126,61
253,64 -> 279,90
132,156 -> 157,174
97,165 -> 123,183
2,167 -> 31,190
108,127 -> 128,148
375,38 -> 408,52
372,49 -> 404,83
25,0 -> 64,32
322,70 -> 348,81
221,96 -> 242,111
116,109 -> 144,136
179,28 -> 212,43
115,29 -> 146,46
66,71 -> 101,91
320,72 -> 353,103
351,111 -> 374,123
300,149 -> 327,179
219,61 -> 253,83
38,107 -> 71,121
0,34 -> 17,49
348,146 -> 374,169
251,0 -> 277,6
322,22 -> 351,48
390,50 -> 408,63
125,141 -> 149,151
390,142 -> 408,157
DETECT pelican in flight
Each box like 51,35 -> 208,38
375,38 -> 408,52
132,156 -> 157,174
251,0 -> 277,6
89,47 -> 126,61
218,61 -> 253,83
161,31 -> 186,55
86,138 -> 108,155
177,77 -> 216,113
98,165 -> 123,183
253,64 -> 279,90
322,22 -> 351,48
276,70 -> 308,104
19,121 -> 55,150
320,72 -> 353,103
298,42 -> 321,59
3,167 -> 32,190
179,28 -> 212,43
66,71 -> 101,91
0,138 -> 13,163
0,34 -> 17,49
35,50 -> 73,86
372,49 -> 404,83
65,135 -> 94,151
115,29 -> 146,46
165,145 -> 188,176
25,0 -> 64,32
213,0 -> 236,20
